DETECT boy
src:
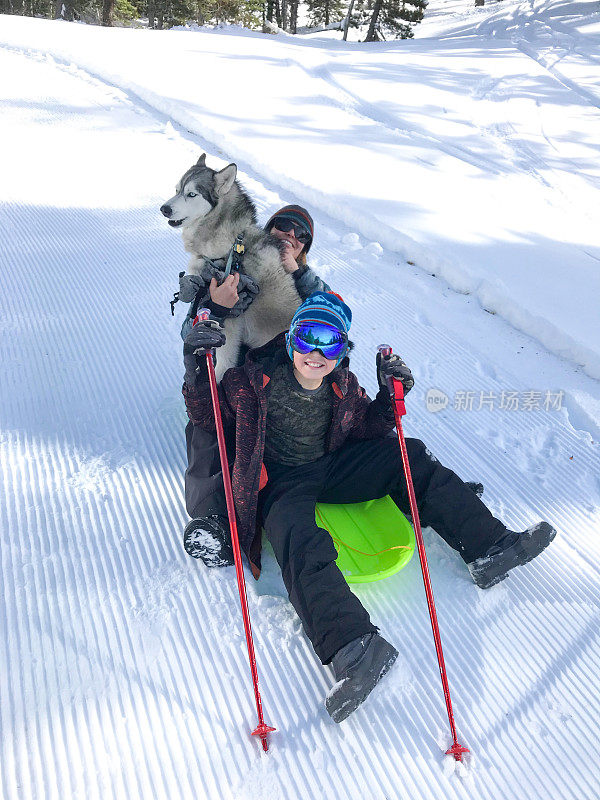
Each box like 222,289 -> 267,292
182,292 -> 556,722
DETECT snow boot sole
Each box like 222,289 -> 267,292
468,521 -> 556,589
325,636 -> 398,724
183,516 -> 234,567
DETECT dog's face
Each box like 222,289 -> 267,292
160,154 -> 237,228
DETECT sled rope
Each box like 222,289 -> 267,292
332,537 -> 412,557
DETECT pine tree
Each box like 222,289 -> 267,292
353,0 -> 426,40
305,0 -> 346,27
3,0 -> 425,35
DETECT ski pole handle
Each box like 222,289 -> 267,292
190,306 -> 211,332
377,343 -> 406,414
191,308 -> 216,358
377,344 -> 395,396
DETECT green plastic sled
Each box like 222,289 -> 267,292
315,495 -> 415,584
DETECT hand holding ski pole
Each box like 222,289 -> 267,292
376,350 -> 414,397
196,309 -> 275,752
183,318 -> 226,385
377,344 -> 469,763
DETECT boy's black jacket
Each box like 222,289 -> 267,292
182,332 -> 396,578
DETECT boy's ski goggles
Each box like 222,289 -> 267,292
272,217 -> 312,244
288,322 -> 348,360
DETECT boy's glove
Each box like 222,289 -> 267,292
376,352 -> 414,396
183,320 -> 226,384
178,273 -> 207,304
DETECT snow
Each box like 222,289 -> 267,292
1,3 -> 600,799
2,3 -> 600,380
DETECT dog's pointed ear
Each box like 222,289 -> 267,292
214,163 -> 237,197
196,153 -> 207,167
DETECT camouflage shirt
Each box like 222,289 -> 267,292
264,362 -> 333,466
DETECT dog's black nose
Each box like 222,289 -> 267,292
160,204 -> 172,218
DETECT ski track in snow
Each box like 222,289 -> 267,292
469,0 -> 600,112
1,28 -> 600,800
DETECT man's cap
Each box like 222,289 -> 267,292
265,205 -> 314,253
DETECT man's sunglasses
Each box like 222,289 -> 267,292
272,217 -> 312,244
288,321 -> 348,360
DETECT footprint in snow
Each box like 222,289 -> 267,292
474,360 -> 497,381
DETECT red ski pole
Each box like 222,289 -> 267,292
196,310 -> 275,752
378,345 -> 469,762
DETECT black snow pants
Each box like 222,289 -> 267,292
259,434 -> 507,665
184,421 -> 228,519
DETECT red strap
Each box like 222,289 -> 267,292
392,378 -> 406,416
259,463 -> 268,491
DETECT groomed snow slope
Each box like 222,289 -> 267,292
1,6 -> 600,800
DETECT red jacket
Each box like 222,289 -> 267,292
183,333 -> 395,577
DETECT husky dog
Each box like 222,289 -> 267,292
161,154 -> 302,379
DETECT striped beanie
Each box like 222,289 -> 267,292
265,205 -> 314,254
286,291 -> 352,363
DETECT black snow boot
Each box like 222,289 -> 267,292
183,515 -> 234,567
467,521 -> 556,589
325,633 -> 398,723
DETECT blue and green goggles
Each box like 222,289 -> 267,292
287,321 -> 348,361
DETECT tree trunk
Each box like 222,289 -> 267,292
56,0 -> 76,19
364,0 -> 384,41
281,0 -> 288,30
290,0 -> 298,32
342,0 -> 355,40
102,0 -> 114,25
